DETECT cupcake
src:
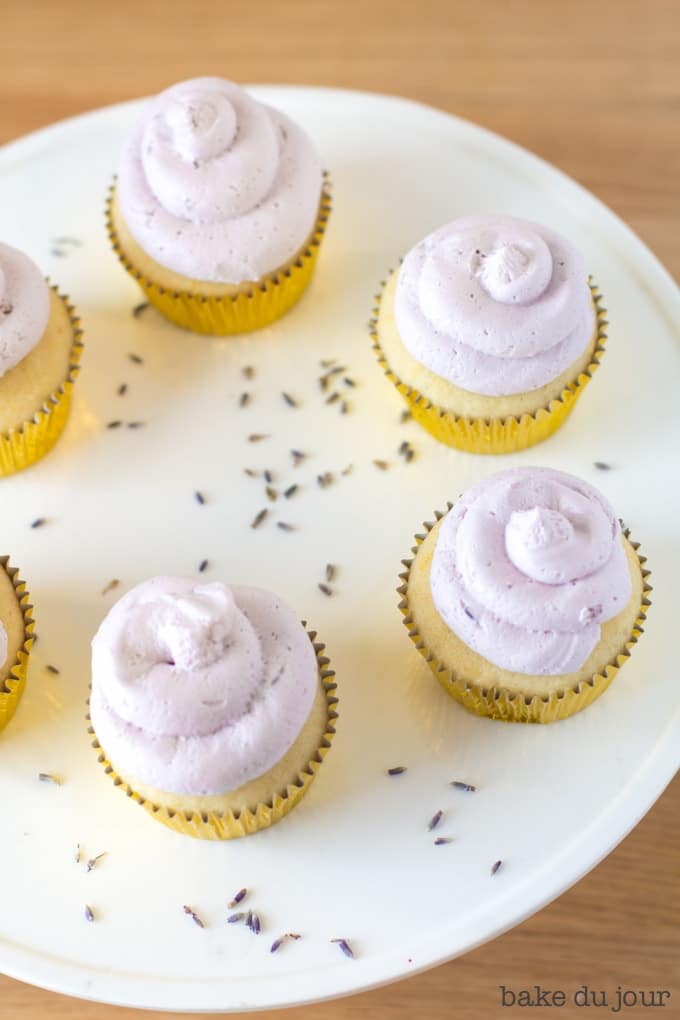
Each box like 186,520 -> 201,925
88,577 -> 337,839
398,467 -> 651,723
0,243 -> 83,476
0,556 -> 34,733
372,215 -> 606,453
107,77 -> 331,335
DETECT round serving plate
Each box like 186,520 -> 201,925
0,86 -> 677,1013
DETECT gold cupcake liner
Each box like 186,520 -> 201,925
106,178 -> 332,335
0,557 -> 35,733
87,628 -> 338,839
370,279 -> 607,454
0,288 -> 84,477
398,506 -> 652,723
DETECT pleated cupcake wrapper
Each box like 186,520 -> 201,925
87,628 -> 338,839
370,278 -> 608,454
0,557 -> 35,733
106,177 -> 332,335
398,506 -> 652,723
0,288 -> 84,477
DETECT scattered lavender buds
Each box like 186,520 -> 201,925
270,933 -> 302,953
491,859 -> 503,876
132,302 -> 149,318
249,913 -> 262,935
239,392 -> 251,408
373,459 -> 389,471
45,664 -> 60,675
251,508 -> 268,529
75,844 -> 81,864
30,517 -> 47,529
434,837 -> 453,846
387,766 -> 407,776
101,579 -> 120,596
319,358 -> 336,368
450,781 -> 476,792
128,352 -> 144,364
340,400 -> 349,415
400,410 -> 412,423
242,365 -> 255,379
282,392 -> 298,408
228,888 -> 248,908
264,469 -> 274,484
317,472 -> 334,488
428,810 -> 444,831
291,449 -> 307,466
277,522 -> 295,532
244,468 -> 259,478
183,905 -> 205,928
343,377 -> 356,388
117,383 -> 128,396
106,420 -> 122,430
594,461 -> 611,471
38,773 -> 61,785
266,486 -> 278,502
284,484 -> 298,499
126,421 -> 145,429
227,912 -> 245,924
318,583 -> 333,597
194,490 -> 206,505
341,463 -> 354,476
84,905 -> 95,923
331,938 -> 354,959
86,852 -> 107,873
248,433 -> 270,443
198,559 -> 208,573
325,563 -> 336,583
325,392 -> 340,405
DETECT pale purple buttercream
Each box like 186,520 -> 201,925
394,216 -> 595,396
117,77 -> 323,284
0,243 -> 50,378
90,578 -> 318,796
430,468 -> 632,675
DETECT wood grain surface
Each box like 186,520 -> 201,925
0,1 -> 678,1017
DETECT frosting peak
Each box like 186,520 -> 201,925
0,243 -> 50,379
90,578 -> 318,795
394,215 -> 595,396
118,77 -> 323,283
430,468 -> 632,675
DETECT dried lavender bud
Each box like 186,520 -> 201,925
326,365 -> 345,377
106,420 -> 122,430
428,810 -> 443,831
194,490 -> 206,505
291,449 -> 306,466
405,447 -> 415,462
373,459 -> 389,471
450,781 -> 476,792
339,400 -> 349,414
325,563 -> 336,583
264,469 -> 274,484
38,772 -> 61,785
318,583 -> 332,596
317,472 -> 334,488
331,938 -> 354,959
491,859 -> 503,876
75,844 -> 81,864
270,937 -> 284,954
101,579 -> 120,596
228,888 -> 248,908
227,912 -> 244,924
434,837 -> 453,845
183,905 -> 205,928
239,392 -> 251,408
398,440 -> 409,454
86,852 -> 107,873
30,517 -> 47,529
594,461 -> 611,471
387,766 -> 407,776
266,486 -> 278,502
400,410 -> 412,423
242,365 -> 255,380
128,352 -> 144,364
132,302 -> 149,318
243,468 -> 259,478
251,913 -> 261,935
463,607 -> 476,621
248,433 -> 270,443
341,463 -> 354,476
52,236 -> 82,247
251,508 -> 268,529
127,421 -> 145,429
343,377 -> 356,388
282,392 -> 298,408
244,910 -> 253,929
319,358 -> 336,368
117,383 -> 128,396
84,905 -> 95,923
198,559 -> 208,573
325,392 -> 340,406
46,664 -> 60,675
277,522 -> 294,532
284,484 -> 298,499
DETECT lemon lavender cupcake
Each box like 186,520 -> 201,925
372,215 -> 606,453
107,77 -> 331,334
0,556 -> 34,733
399,467 -> 650,722
88,577 -> 337,839
0,243 -> 83,475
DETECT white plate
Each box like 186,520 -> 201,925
0,87 -> 678,1013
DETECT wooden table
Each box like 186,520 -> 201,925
1,2 -> 678,1017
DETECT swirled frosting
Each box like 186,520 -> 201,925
117,77 -> 323,284
430,467 -> 632,675
0,243 -> 50,378
90,578 -> 318,796
394,215 -> 595,396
